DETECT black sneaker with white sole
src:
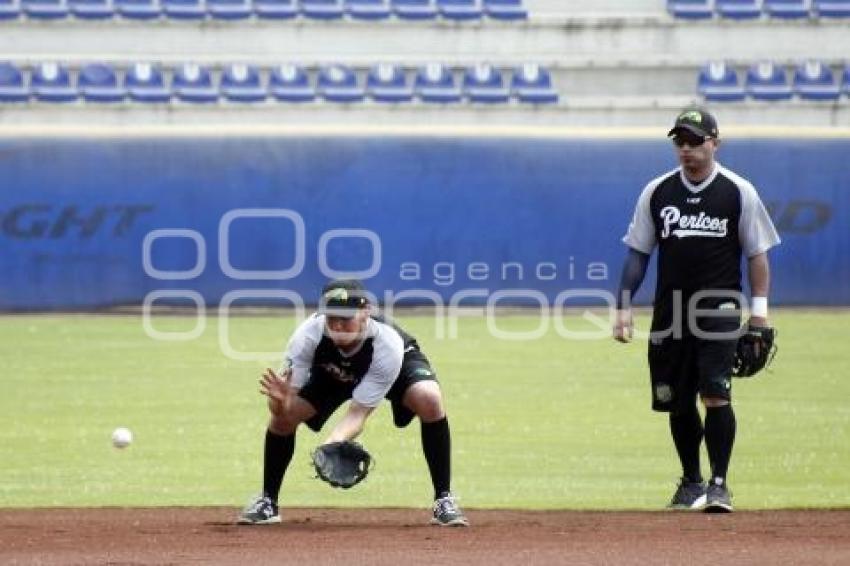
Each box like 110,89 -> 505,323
430,494 -> 469,527
667,478 -> 707,510
237,494 -> 281,525
704,478 -> 733,513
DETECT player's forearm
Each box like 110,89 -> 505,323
616,248 -> 650,309
325,402 -> 374,443
747,253 -> 771,324
748,253 -> 771,298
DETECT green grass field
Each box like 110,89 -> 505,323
1,310 -> 848,510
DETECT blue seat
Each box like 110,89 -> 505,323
254,0 -> 296,18
0,62 -> 29,102
22,0 -> 68,18
317,65 -> 364,103
115,0 -> 160,18
69,0 -> 113,18
0,0 -> 21,19
716,0 -> 762,19
483,0 -> 525,19
763,0 -> 810,18
269,64 -> 315,102
793,60 -> 840,100
391,0 -> 435,18
221,64 -> 267,102
666,0 -> 713,18
438,0 -> 481,20
126,62 -> 171,102
813,1 -> 850,17
745,61 -> 792,100
172,63 -> 218,103
301,0 -> 343,18
463,63 -> 509,103
414,63 -> 461,103
207,0 -> 250,17
697,61 -> 746,101
79,63 -> 126,102
366,63 -> 412,102
347,0 -> 390,18
161,0 -> 204,18
31,62 -> 77,102
843,64 -> 850,97
511,63 -> 557,104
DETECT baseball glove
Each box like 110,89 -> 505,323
311,441 -> 373,489
732,323 -> 777,378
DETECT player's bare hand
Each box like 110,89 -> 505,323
259,367 -> 292,404
613,309 -> 634,343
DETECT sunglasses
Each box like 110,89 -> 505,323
672,132 -> 709,148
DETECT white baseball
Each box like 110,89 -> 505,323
111,427 -> 133,449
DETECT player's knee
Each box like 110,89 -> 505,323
700,395 -> 730,408
268,413 -> 300,435
404,381 -> 445,422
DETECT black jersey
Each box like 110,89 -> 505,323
283,313 -> 411,407
623,163 -> 780,333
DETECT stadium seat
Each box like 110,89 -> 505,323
0,62 -> 29,102
793,60 -> 840,100
715,0 -> 762,19
745,61 -> 792,100
79,63 -> 126,102
31,62 -> 77,102
391,0 -> 436,19
253,0 -> 296,18
463,63 -> 509,103
697,61 -> 746,101
114,0 -> 160,18
414,62 -> 461,102
317,65 -> 364,102
812,1 -> 850,17
69,0 -> 113,18
366,63 -> 413,102
22,0 -> 69,18
763,0 -> 810,18
0,0 -> 21,18
347,0 -> 390,19
438,0 -> 482,20
161,0 -> 204,18
269,64 -> 315,102
207,0 -> 251,18
483,0 -> 525,20
172,63 -> 218,103
126,62 -> 171,102
666,0 -> 713,19
511,63 -> 557,104
301,0 -> 343,18
221,64 -> 267,102
843,64 -> 850,97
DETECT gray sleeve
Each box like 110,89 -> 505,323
622,179 -> 659,254
738,180 -> 781,257
281,315 -> 323,388
351,322 -> 404,408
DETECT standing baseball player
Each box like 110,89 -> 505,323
238,278 -> 468,527
613,107 -> 780,512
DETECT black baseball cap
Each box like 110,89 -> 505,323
318,279 -> 369,318
667,107 -> 719,139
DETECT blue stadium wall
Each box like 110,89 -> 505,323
0,136 -> 847,309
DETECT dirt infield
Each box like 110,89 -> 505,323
2,507 -> 849,566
